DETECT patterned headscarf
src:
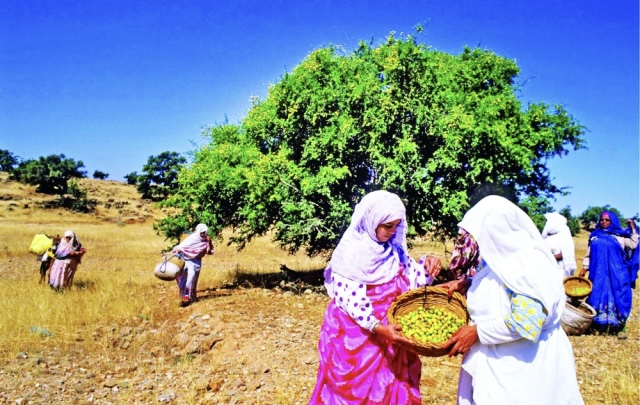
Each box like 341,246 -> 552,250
449,229 -> 480,279
326,191 -> 408,288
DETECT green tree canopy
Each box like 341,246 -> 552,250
157,34 -> 586,255
11,154 -> 86,195
136,151 -> 187,201
124,171 -> 138,185
93,170 -> 109,180
0,149 -> 20,172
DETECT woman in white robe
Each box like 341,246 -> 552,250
542,212 -> 577,278
442,196 -> 583,405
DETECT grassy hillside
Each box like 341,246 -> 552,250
0,173 -> 637,404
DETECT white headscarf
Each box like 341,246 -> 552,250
542,212 -> 576,273
175,223 -> 210,260
56,230 -> 79,257
459,196 -> 565,328
326,191 -> 409,289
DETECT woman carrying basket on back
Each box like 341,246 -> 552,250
309,190 -> 441,404
171,223 -> 213,307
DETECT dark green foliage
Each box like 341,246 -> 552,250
519,195 -> 554,232
157,33 -> 586,255
60,180 -> 97,212
10,154 -> 86,195
136,152 -> 187,201
92,170 -> 109,180
124,172 -> 138,185
0,149 -> 19,172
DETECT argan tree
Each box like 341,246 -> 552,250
136,151 -> 187,201
157,34 -> 585,255
93,170 -> 109,180
11,154 -> 87,195
0,149 -> 19,172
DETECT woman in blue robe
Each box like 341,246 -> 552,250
579,211 -> 638,334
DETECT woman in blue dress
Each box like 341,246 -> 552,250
579,211 -> 638,335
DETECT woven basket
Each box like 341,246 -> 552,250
387,286 -> 469,357
154,254 -> 185,281
561,300 -> 596,335
563,276 -> 592,300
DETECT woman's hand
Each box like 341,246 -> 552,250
443,324 -> 478,358
423,255 -> 442,279
438,276 -> 472,298
578,268 -> 587,278
373,323 -> 415,347
626,219 -> 637,233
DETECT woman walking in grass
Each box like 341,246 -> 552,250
49,230 -> 85,290
172,223 -> 213,306
310,190 -> 441,404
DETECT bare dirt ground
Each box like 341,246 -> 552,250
1,279 -> 638,405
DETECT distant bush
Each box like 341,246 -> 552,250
93,170 -> 109,180
60,180 -> 97,213
124,172 -> 138,185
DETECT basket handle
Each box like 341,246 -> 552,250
421,284 -> 428,308
162,252 -> 183,261
159,253 -> 182,274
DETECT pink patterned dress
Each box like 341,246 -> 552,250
309,266 -> 422,405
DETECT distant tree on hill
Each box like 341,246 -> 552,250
579,205 -> 626,231
156,33 -> 585,254
93,170 -> 109,180
10,154 -> 87,195
124,171 -> 138,185
61,180 -> 97,212
0,149 -> 19,172
136,151 -> 186,201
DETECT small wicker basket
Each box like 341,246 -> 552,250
561,300 -> 596,336
387,286 -> 469,357
563,276 -> 592,300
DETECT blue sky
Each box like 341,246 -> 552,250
1,1 -> 638,218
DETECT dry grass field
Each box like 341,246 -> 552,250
0,173 -> 637,404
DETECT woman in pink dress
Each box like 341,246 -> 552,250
309,190 -> 440,404
172,223 -> 214,306
49,230 -> 85,290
